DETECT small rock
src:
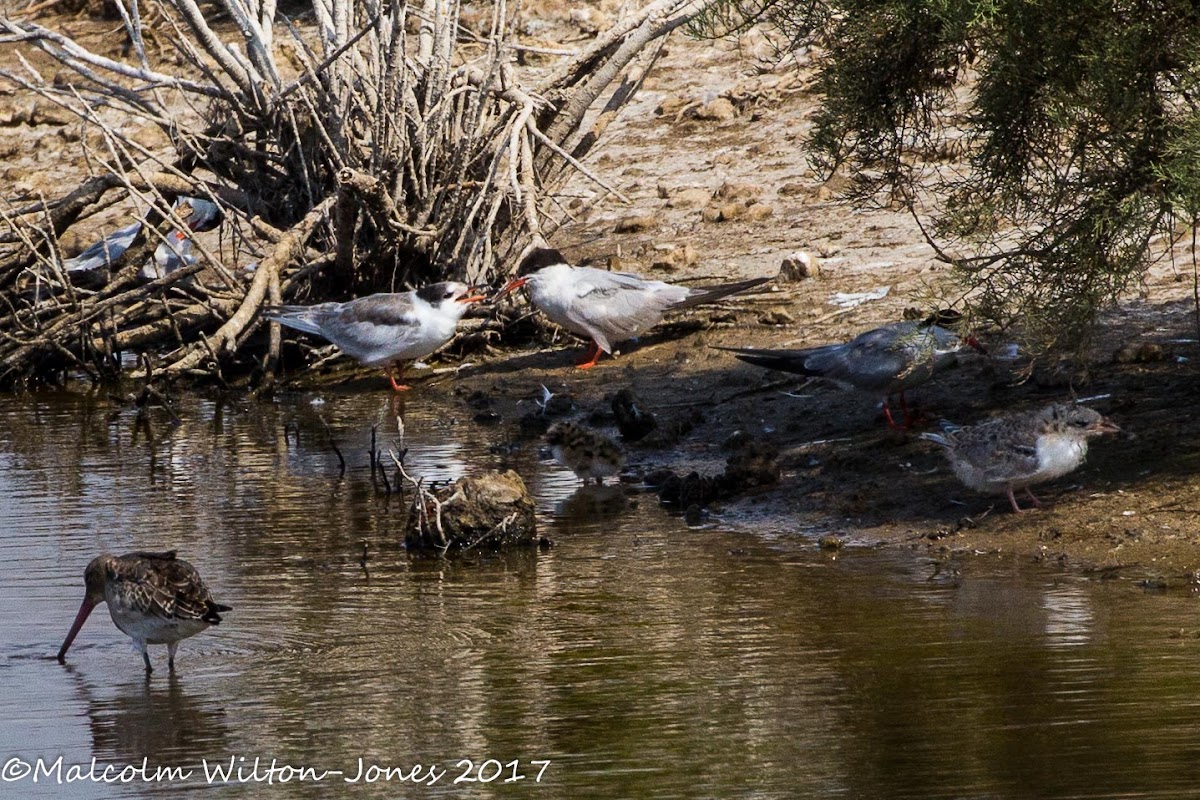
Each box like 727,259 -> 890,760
404,470 -> 537,552
465,390 -> 492,409
779,182 -> 809,197
815,173 -> 855,201
684,504 -> 705,526
649,243 -> 698,271
722,439 -> 781,492
1114,342 -> 1166,364
667,187 -> 712,208
780,251 -> 819,281
745,203 -> 775,221
473,411 -> 502,425
519,412 -> 551,436
715,181 -> 762,202
694,97 -> 736,121
656,93 -> 689,116
1034,361 -> 1086,389
30,102 -> 73,127
701,202 -> 747,223
129,125 -> 167,150
614,215 -> 657,233
758,308 -> 795,326
612,388 -> 658,442
722,430 -> 753,450
818,535 -> 843,551
643,468 -> 678,487
543,393 -> 576,417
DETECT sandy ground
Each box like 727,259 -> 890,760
6,6 -> 1200,576
450,25 -> 1200,579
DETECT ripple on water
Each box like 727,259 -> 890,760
3,392 -> 1200,799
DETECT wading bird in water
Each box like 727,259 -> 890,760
264,281 -> 486,391
498,248 -> 770,369
57,551 -> 231,673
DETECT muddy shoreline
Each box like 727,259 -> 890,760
185,282 -> 1200,581
7,15 -> 1200,575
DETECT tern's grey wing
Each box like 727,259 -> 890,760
310,293 -> 427,363
804,323 -> 940,392
802,340 -> 912,392
565,268 -> 681,351
339,293 -> 421,328
953,425 -> 1041,484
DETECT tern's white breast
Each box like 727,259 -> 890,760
528,265 -> 589,337
1033,434 -> 1088,482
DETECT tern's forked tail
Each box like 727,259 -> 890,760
262,305 -> 327,337
716,345 -> 826,377
671,276 -> 772,310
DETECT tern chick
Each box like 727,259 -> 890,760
921,403 -> 1120,512
545,422 -> 625,484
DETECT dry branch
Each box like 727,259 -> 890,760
0,0 -> 714,388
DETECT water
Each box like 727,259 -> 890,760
2,390 -> 1200,798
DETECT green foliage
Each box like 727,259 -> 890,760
694,0 -> 1200,350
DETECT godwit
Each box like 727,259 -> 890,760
264,281 -> 486,390
497,248 -> 770,369
57,551 -> 231,673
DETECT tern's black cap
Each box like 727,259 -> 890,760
415,282 -> 458,304
518,247 -> 569,276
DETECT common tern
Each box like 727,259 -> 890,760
721,320 -> 985,428
264,281 -> 486,390
921,403 -> 1120,512
499,247 -> 770,368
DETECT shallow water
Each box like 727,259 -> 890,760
2,389 -> 1200,798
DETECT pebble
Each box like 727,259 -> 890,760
780,251 -> 819,281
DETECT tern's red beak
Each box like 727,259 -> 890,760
964,335 -> 988,356
495,276 -> 528,300
57,598 -> 97,663
1093,417 -> 1121,435
457,292 -> 488,305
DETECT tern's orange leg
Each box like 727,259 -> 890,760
576,341 -> 604,370
1023,488 -> 1043,508
387,362 -> 411,392
882,399 -> 903,430
1006,487 -> 1026,513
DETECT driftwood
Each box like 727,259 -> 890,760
0,0 -> 713,388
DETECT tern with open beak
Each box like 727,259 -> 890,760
264,281 -> 486,390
